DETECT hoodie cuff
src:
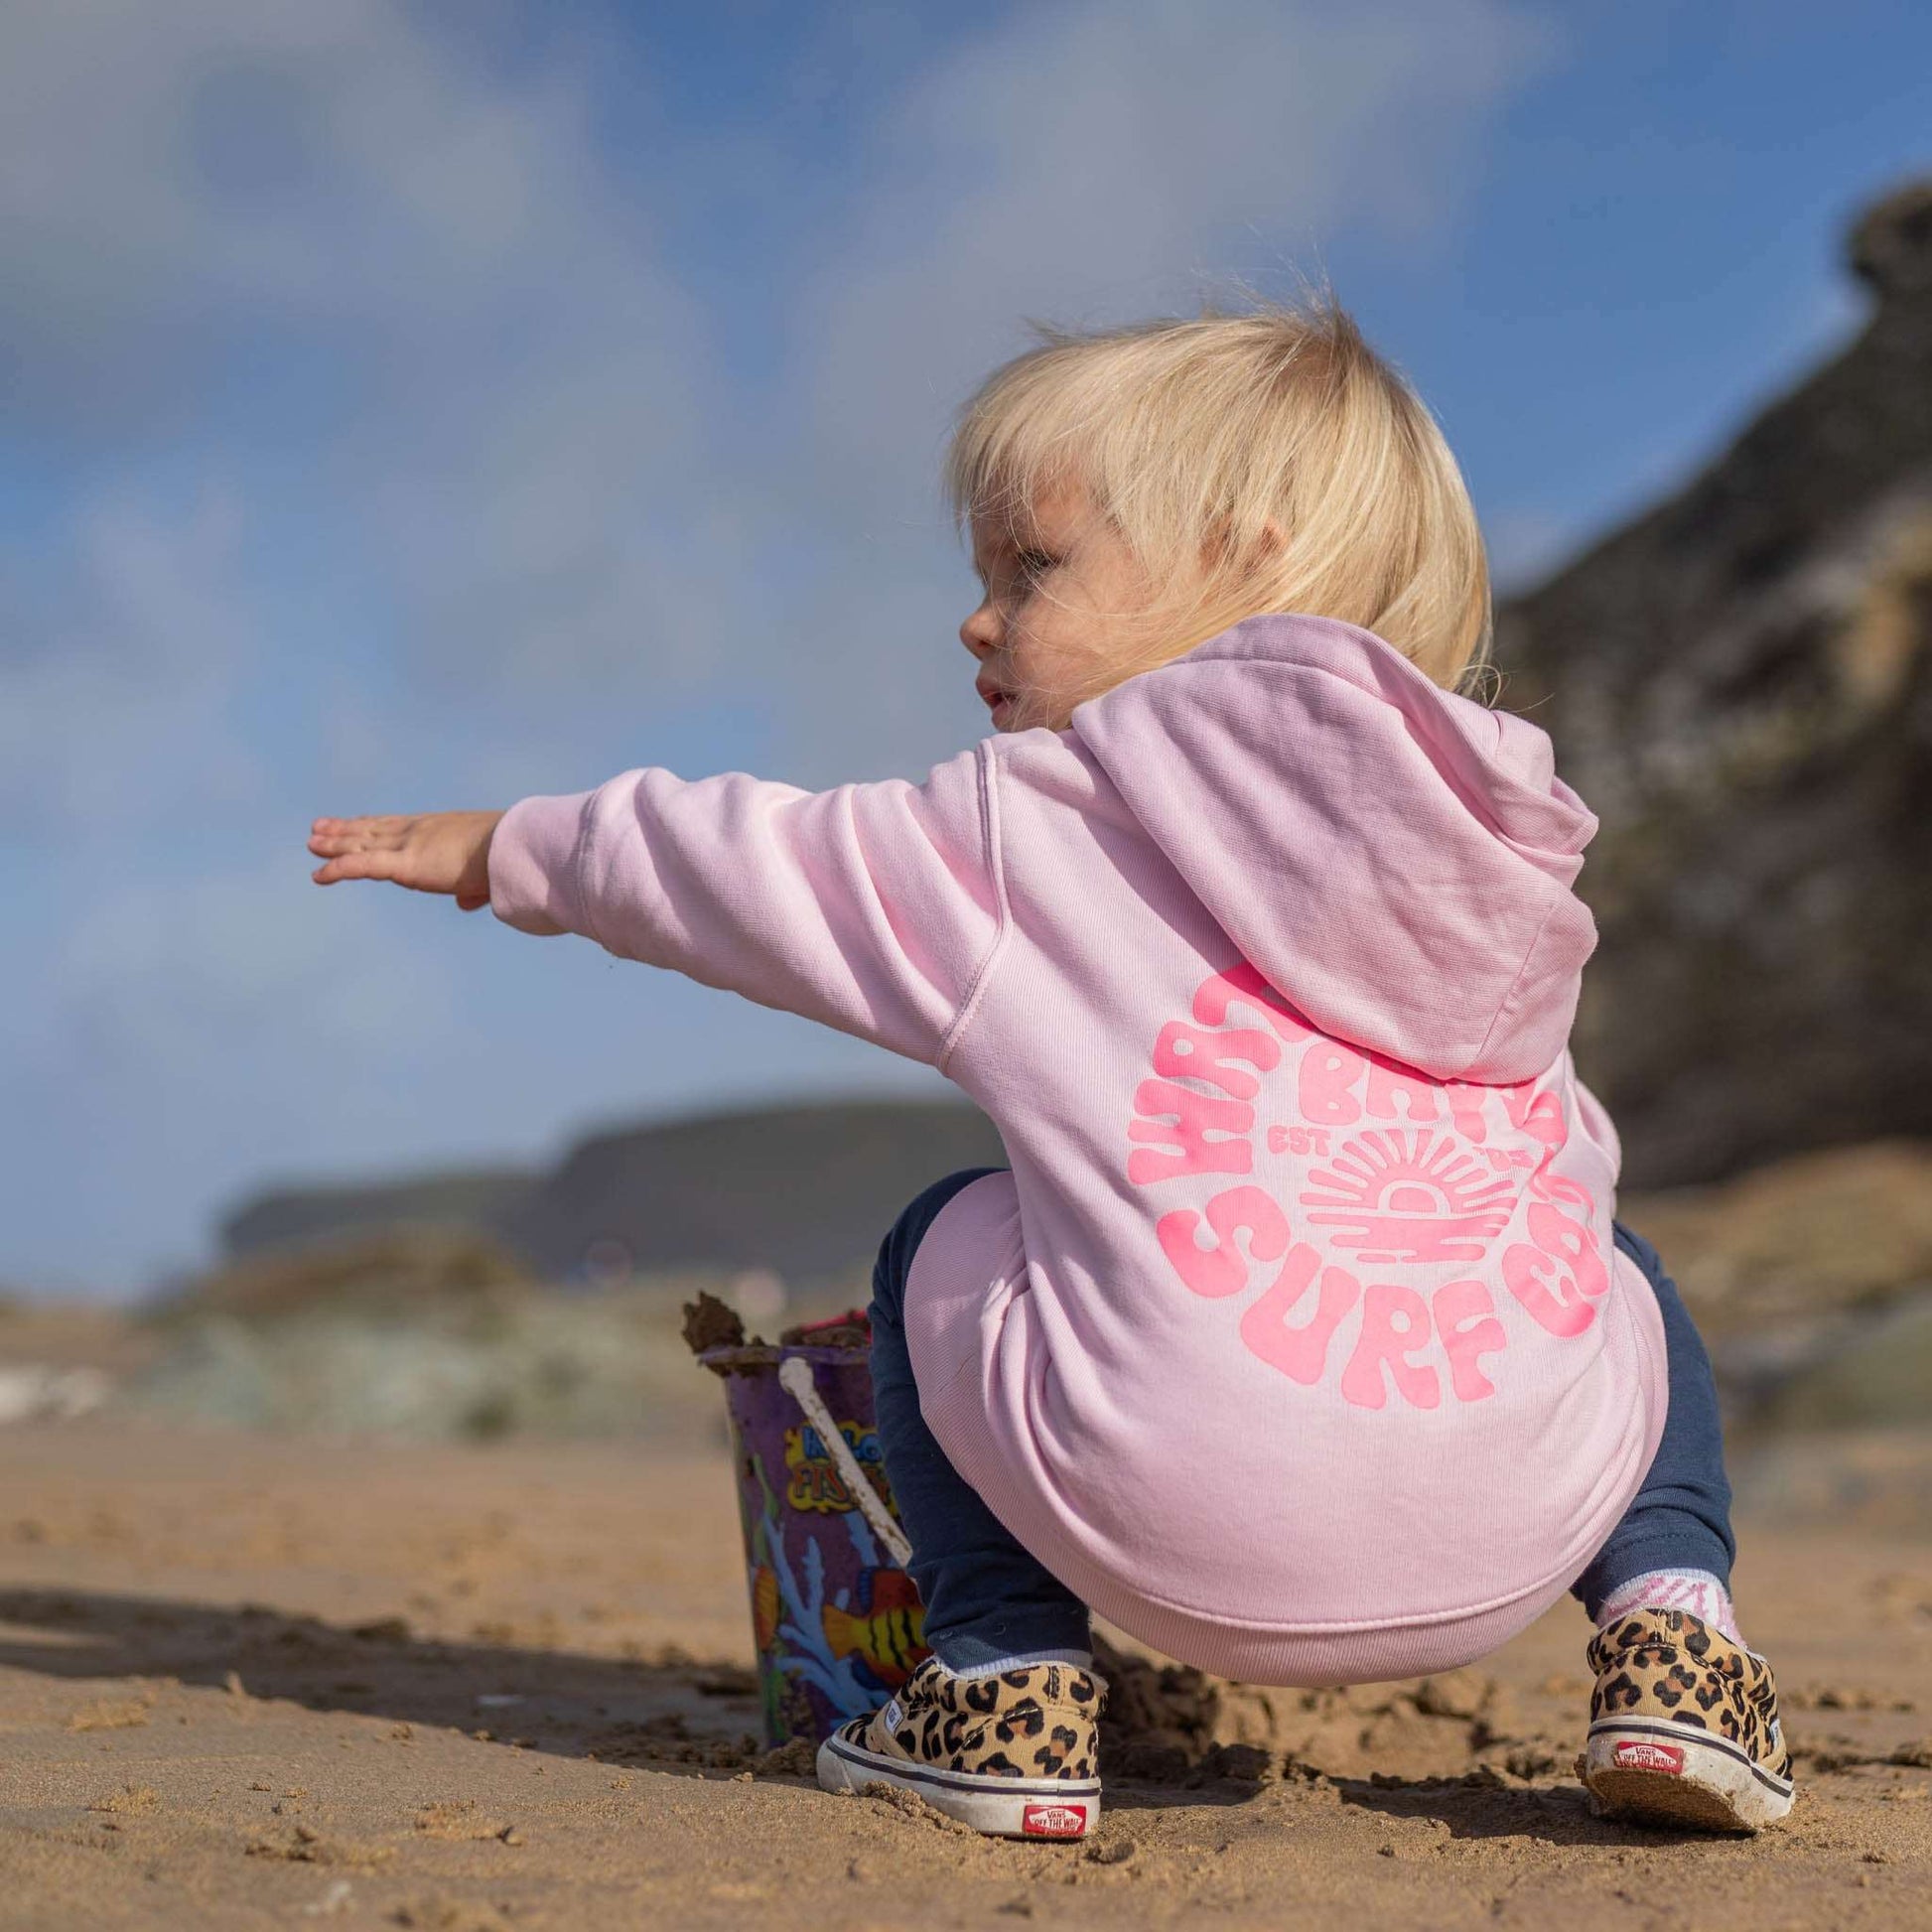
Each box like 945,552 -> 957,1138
487,789 -> 598,938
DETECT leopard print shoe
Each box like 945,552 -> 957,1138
1582,1607 -> 1795,1833
816,1656 -> 1105,1839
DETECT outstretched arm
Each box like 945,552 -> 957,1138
309,744 -> 1007,1069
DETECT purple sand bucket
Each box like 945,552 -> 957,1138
700,1322 -> 931,1748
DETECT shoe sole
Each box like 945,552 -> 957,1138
817,1731 -> 1101,1840
1584,1722 -> 1795,1834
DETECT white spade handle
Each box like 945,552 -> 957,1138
777,1354 -> 913,1568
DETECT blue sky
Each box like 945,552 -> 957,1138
5,0 -> 1928,1301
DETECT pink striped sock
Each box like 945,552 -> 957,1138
1596,1568 -> 1742,1646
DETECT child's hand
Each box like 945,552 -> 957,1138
308,810 -> 505,912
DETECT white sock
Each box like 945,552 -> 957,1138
941,1648 -> 1094,1678
1596,1568 -> 1742,1646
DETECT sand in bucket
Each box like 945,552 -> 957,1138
683,1295 -> 931,1748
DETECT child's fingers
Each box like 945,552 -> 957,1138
311,850 -> 400,885
308,822 -> 406,858
312,830 -> 436,883
310,814 -> 410,837
308,811 -> 478,898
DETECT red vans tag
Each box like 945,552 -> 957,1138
1022,1803 -> 1089,1837
1613,1740 -> 1685,1774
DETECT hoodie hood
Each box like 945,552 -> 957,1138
1069,613 -> 1599,1085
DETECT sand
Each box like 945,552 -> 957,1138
1,1416 -> 1929,1930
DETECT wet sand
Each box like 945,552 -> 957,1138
1,1416 -> 1928,1929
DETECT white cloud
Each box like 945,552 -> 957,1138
2,0 -> 735,708
804,0 -> 1547,465
5,2 -> 678,397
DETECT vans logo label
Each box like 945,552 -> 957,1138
1022,1804 -> 1089,1837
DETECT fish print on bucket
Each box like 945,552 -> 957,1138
821,1567 -> 928,1692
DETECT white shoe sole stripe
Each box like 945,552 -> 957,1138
1587,1718 -> 1794,1797
820,1732 -> 1100,1800
1584,1724 -> 1796,1834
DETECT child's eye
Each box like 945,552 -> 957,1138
1015,549 -> 1057,580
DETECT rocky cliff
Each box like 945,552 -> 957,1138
219,1097 -> 1007,1289
1493,180 -> 1932,1187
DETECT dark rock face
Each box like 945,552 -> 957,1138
1493,180 -> 1932,1188
221,1170 -> 541,1262
217,1098 -> 1007,1289
494,1097 -> 1007,1285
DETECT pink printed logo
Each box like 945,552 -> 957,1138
1613,1740 -> 1685,1774
1300,1128 -> 1516,1264
1022,1803 -> 1089,1837
1127,961 -> 1609,1412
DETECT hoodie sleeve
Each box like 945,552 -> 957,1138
485,742 -> 1006,1069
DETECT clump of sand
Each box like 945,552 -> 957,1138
679,1293 -> 747,1356
681,1293 -> 874,1367
1091,1634 -> 1567,1786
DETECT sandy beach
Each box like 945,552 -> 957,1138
1,1416 -> 1928,1930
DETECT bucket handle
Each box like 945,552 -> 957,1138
776,1356 -> 913,1568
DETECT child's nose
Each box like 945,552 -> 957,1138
960,600 -> 1000,658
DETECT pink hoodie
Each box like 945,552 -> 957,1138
488,613 -> 1667,1686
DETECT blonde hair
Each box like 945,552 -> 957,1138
944,296 -> 1496,711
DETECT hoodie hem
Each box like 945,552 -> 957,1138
905,1193 -> 1669,1689
916,1345 -> 1656,1684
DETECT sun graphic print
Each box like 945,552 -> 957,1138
1298,1128 -> 1517,1265
1126,960 -> 1611,1414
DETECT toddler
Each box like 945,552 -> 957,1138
310,300 -> 1792,1841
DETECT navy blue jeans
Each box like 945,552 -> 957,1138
869,1167 -> 1734,1671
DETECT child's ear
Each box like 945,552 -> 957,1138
1243,516 -> 1289,566
1203,515 -> 1289,572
